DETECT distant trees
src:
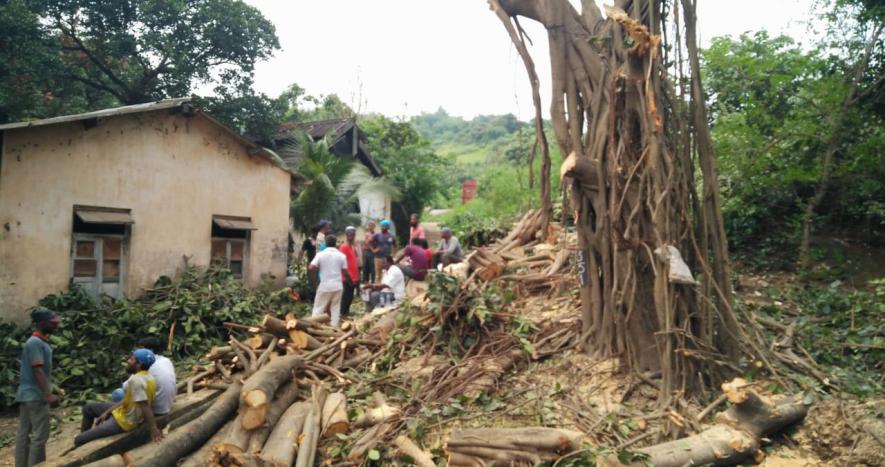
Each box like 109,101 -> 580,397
703,11 -> 884,267
410,107 -> 526,146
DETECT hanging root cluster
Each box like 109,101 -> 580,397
489,0 -> 776,410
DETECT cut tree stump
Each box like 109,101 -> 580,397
240,355 -> 303,430
258,401 -> 310,467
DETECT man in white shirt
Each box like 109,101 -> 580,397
309,234 -> 348,326
135,337 -> 176,415
361,255 -> 405,312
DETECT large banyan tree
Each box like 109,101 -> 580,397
489,0 -> 764,404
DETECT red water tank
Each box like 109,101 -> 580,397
462,179 -> 478,204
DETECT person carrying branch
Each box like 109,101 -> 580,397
15,307 -> 61,467
74,349 -> 161,447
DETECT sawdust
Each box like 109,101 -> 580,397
793,397 -> 885,466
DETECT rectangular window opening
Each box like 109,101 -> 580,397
71,206 -> 131,298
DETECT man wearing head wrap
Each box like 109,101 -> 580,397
15,307 -> 61,467
339,227 -> 360,318
434,227 -> 464,267
369,219 -> 396,281
74,349 -> 161,447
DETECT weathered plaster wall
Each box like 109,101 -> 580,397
0,111 -> 291,323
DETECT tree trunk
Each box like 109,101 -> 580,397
88,381 -> 243,467
258,401 -> 311,467
240,355 -> 303,430
491,0 -> 743,402
320,392 -> 349,437
445,427 -> 583,466
246,380 -> 303,454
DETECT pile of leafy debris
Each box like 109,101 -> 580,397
0,266 -> 298,410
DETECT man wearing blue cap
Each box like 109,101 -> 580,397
74,349 -> 161,446
15,307 -> 61,467
369,219 -> 396,281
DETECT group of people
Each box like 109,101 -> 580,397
304,214 -> 465,326
15,308 -> 176,467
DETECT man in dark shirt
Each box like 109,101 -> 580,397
15,307 -> 61,467
369,219 -> 396,281
395,238 -> 429,281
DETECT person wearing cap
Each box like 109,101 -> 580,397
434,227 -> 464,267
135,337 -> 176,416
74,349 -> 160,447
369,219 -> 396,281
309,234 -> 349,327
15,307 -> 61,467
409,214 -> 426,242
338,227 -> 360,318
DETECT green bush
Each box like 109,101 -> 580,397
0,266 -> 295,410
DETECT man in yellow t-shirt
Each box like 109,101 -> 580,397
74,349 -> 162,446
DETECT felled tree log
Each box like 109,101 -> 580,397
321,392 -> 349,436
293,403 -> 321,467
240,355 -> 303,430
393,435 -> 436,467
177,418 -> 234,467
49,389 -> 220,467
87,380 -> 243,467
258,401 -> 310,467
635,378 -> 810,467
246,380 -> 302,454
445,427 -> 584,466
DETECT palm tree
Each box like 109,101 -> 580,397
278,133 -> 399,234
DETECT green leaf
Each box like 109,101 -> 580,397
368,449 -> 381,461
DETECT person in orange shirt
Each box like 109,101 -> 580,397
409,214 -> 426,242
339,227 -> 360,318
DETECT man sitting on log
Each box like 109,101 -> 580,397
362,255 -> 405,312
434,227 -> 463,267
395,237 -> 429,281
135,337 -> 176,416
74,349 -> 161,447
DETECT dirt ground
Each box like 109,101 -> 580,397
0,406 -> 81,465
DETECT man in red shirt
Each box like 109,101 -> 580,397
339,226 -> 360,318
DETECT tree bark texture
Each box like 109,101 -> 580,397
490,0 -> 742,401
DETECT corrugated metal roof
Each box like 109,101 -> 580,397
75,207 -> 134,225
0,98 -> 300,179
213,215 -> 257,231
0,98 -> 190,131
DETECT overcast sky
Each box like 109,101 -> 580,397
243,0 -> 815,120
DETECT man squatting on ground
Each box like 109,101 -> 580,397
309,234 -> 349,327
15,307 -> 61,467
434,227 -> 464,267
74,349 -> 161,447
362,255 -> 406,312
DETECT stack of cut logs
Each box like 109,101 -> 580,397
465,209 -> 573,293
60,312 -> 400,467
